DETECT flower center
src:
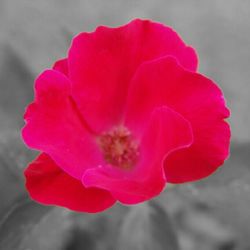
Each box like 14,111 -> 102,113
99,126 -> 139,169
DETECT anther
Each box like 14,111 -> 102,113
99,126 -> 139,169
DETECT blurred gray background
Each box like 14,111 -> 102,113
0,1 -> 250,250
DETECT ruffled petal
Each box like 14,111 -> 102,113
25,153 -> 116,213
165,120 -> 230,183
53,58 -> 68,76
125,56 -> 230,183
82,106 -> 193,204
68,19 -> 198,133
22,70 -> 104,179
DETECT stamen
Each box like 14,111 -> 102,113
99,126 -> 139,169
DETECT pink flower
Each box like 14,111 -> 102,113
22,19 -> 230,213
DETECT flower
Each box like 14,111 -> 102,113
22,19 -> 230,213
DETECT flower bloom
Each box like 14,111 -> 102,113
22,19 -> 230,212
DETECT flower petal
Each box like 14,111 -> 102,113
125,56 -> 230,183
22,70 -> 104,179
68,19 -> 198,132
25,153 -> 116,213
165,121 -> 230,183
82,106 -> 193,204
53,58 -> 68,76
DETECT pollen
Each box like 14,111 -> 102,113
99,126 -> 139,170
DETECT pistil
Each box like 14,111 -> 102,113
99,126 -> 139,169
